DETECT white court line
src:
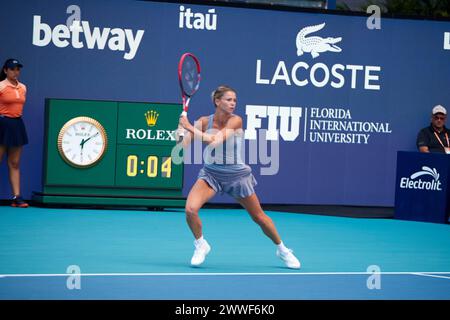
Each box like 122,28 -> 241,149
1,271 -> 450,278
411,273 -> 450,280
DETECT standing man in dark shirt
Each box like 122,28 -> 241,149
417,105 -> 450,154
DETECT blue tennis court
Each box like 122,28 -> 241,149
0,206 -> 449,299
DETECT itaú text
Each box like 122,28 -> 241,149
255,60 -> 381,90
399,178 -> 442,191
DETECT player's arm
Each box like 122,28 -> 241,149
208,115 -> 243,147
180,115 -> 242,146
178,115 -> 212,145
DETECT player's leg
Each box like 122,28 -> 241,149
185,179 -> 216,266
237,193 -> 300,269
7,146 -> 28,208
185,179 -> 216,239
236,193 -> 281,244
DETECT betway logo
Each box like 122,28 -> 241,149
32,16 -> 144,60
400,166 -> 442,191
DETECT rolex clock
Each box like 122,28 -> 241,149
33,98 -> 185,208
57,116 -> 108,168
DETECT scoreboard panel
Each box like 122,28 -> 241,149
115,145 -> 182,188
33,98 -> 185,207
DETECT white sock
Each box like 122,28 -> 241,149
194,235 -> 205,246
277,241 -> 289,253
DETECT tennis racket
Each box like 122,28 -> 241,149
178,52 -> 201,137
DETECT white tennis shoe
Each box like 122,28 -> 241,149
190,240 -> 211,266
277,248 -> 301,269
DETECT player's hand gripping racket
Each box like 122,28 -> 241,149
178,53 -> 201,138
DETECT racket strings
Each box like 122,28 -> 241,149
181,56 -> 200,96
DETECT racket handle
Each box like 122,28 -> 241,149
178,111 -> 188,137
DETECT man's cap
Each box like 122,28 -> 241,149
5,59 -> 23,69
432,105 -> 447,115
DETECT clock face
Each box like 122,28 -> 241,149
57,117 -> 108,168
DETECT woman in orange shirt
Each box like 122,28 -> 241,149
0,59 -> 29,208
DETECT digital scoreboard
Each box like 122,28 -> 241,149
33,99 -> 185,208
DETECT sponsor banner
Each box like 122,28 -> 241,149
399,166 -> 442,191
394,151 -> 450,223
1,0 -> 450,206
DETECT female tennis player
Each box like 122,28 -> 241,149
178,85 -> 301,269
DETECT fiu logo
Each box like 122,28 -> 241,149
145,110 -> 159,127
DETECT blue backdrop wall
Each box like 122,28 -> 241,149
1,0 -> 450,206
